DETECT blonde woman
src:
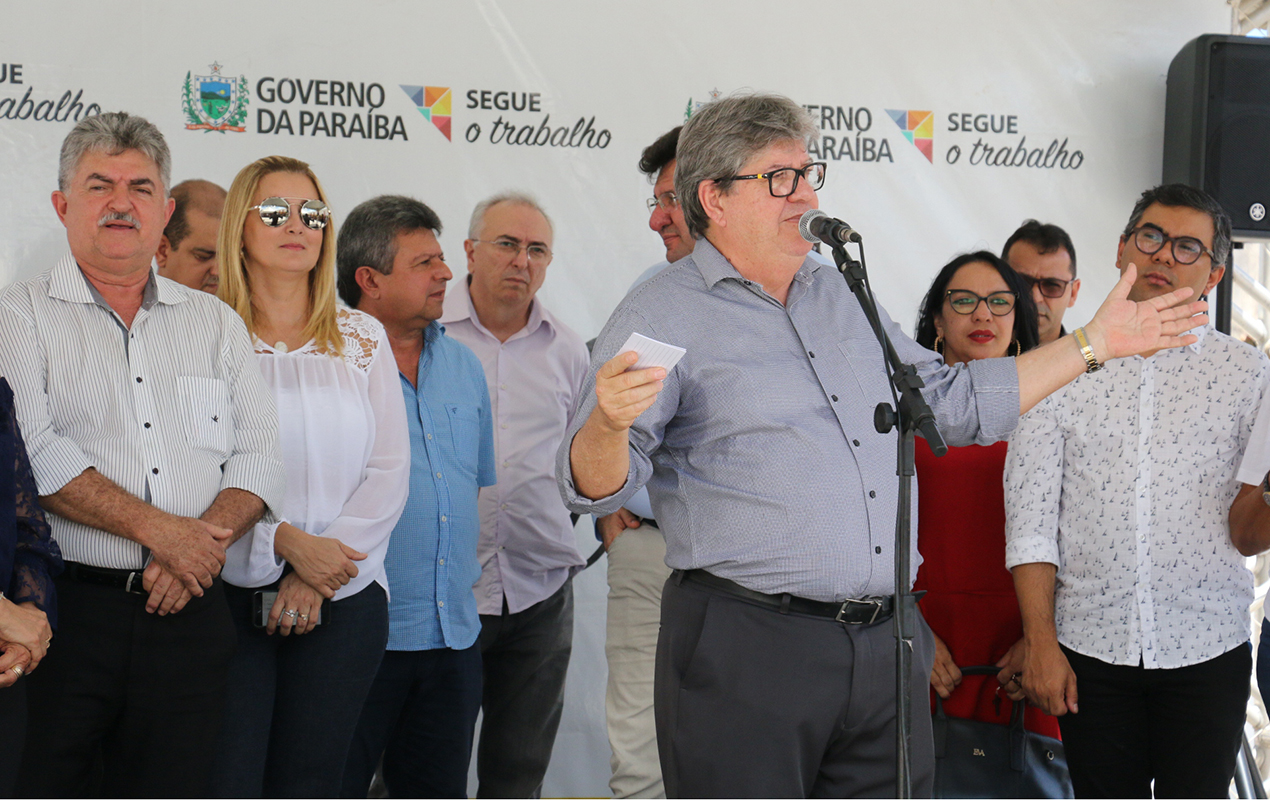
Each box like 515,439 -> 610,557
209,156 -> 409,797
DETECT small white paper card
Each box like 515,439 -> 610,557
618,332 -> 686,373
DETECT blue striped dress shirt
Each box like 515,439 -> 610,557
385,322 -> 496,651
557,238 -> 1020,602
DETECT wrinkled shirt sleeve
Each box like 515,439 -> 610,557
557,305 -> 680,518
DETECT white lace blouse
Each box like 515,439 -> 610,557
222,308 -> 410,601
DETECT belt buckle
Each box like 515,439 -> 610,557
124,571 -> 145,595
835,598 -> 881,625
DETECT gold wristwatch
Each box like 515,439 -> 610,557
1073,327 -> 1103,373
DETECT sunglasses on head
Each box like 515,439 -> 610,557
248,197 -> 331,230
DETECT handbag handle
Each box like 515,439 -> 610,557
932,664 -> 1029,771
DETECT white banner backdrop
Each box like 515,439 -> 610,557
0,1 -> 1233,796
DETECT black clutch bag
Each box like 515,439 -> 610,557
932,665 -> 1074,799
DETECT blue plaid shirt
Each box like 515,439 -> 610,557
385,322 -> 496,651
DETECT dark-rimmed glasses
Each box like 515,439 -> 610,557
646,191 -> 678,213
945,290 -> 1016,316
1130,225 -> 1216,265
249,197 -> 330,230
728,162 -> 826,197
473,237 -> 553,264
1020,274 -> 1074,299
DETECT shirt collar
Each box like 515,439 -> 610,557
441,273 -> 550,340
690,237 -> 824,290
50,251 -> 187,309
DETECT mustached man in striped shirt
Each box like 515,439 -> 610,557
0,112 -> 285,797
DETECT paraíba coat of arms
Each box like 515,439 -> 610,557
183,62 -> 249,132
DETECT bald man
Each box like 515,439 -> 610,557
156,179 -> 226,293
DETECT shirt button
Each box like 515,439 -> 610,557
144,422 -> 151,429
426,433 -> 432,440
853,439 -> 860,446
135,376 -> 142,383
152,467 -> 159,475
500,423 -> 508,429
436,472 -> 442,479
875,546 -> 882,554
438,601 -> 444,607
500,384 -> 507,390
869,490 -> 876,498
438,558 -> 445,565
808,351 -> 815,358
440,515 -> 447,522
832,395 -> 839,402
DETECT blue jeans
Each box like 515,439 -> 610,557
210,581 -> 389,798
341,645 -> 483,798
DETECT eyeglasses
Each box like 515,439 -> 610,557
646,191 -> 678,213
728,162 -> 826,198
945,290 -> 1017,316
249,197 -> 331,230
473,238 -> 553,264
1020,274 -> 1074,299
1130,225 -> 1216,265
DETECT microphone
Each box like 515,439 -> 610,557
799,209 -> 862,246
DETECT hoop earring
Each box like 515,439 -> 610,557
1011,339 -> 1022,357
934,335 -> 944,356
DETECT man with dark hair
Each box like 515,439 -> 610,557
1003,219 -> 1080,344
595,126 -> 690,799
1006,184 -> 1263,797
155,179 -> 226,294
558,94 -> 1207,797
0,112 -> 283,796
336,195 -> 495,799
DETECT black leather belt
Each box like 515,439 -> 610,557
676,569 -> 894,625
64,562 -> 146,595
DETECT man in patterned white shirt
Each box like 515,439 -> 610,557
0,112 -> 285,796
1005,184 -> 1268,798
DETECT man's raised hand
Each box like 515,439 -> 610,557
1083,263 -> 1209,362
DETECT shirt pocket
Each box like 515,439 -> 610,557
445,404 -> 481,477
177,376 -> 233,459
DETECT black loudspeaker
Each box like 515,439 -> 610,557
1163,34 -> 1270,239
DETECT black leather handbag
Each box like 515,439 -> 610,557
932,666 -> 1074,799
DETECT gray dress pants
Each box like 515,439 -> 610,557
654,574 -> 936,799
475,579 -> 573,798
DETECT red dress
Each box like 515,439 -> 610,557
913,437 -> 1061,739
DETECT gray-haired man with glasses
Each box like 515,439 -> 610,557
558,95 -> 1210,798
1006,184 -> 1266,797
441,192 -> 588,798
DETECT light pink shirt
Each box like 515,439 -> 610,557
441,277 -> 588,614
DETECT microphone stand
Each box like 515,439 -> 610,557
827,240 -> 947,799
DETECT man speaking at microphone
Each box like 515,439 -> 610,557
556,92 -> 1207,798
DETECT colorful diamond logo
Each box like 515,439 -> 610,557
400,85 -> 451,141
886,109 -> 933,163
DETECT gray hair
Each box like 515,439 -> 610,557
675,93 -> 819,239
467,191 -> 554,240
58,111 -> 171,194
336,195 -> 444,308
1122,184 -> 1233,269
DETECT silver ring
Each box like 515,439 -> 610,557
283,609 -> 299,619
11,665 -> 23,677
